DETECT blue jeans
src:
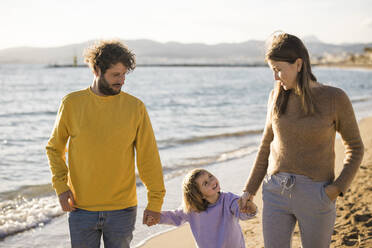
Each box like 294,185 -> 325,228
68,206 -> 137,248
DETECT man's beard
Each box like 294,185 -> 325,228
98,76 -> 121,96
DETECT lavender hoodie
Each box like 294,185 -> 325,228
160,192 -> 256,248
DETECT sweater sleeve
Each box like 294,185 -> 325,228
160,209 -> 189,226
229,193 -> 256,220
45,99 -> 71,195
244,90 -> 275,194
135,103 -> 166,212
333,89 -> 364,195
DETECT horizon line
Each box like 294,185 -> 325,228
2,38 -> 372,51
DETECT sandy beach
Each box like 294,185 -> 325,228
140,116 -> 372,248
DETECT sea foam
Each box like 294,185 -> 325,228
0,196 -> 63,238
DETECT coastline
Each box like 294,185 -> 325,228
314,63 -> 372,70
139,116 -> 372,248
46,63 -> 267,68
45,63 -> 372,70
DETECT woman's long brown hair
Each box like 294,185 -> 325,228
266,33 -> 317,117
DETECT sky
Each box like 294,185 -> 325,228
1,0 -> 372,49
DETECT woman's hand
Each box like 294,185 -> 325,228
324,184 -> 341,201
238,191 -> 255,213
245,201 -> 258,215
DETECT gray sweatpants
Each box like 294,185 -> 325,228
262,172 -> 336,248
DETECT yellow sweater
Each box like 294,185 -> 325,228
46,88 -> 165,212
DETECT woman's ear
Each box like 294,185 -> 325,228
296,58 -> 303,72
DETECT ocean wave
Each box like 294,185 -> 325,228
158,129 -> 263,149
161,145 -> 258,180
0,111 -> 56,118
0,195 -> 63,239
0,184 -> 54,202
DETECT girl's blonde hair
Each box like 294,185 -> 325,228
182,168 -> 210,213
266,32 -> 317,117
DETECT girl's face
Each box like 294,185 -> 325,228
195,171 -> 220,203
268,59 -> 302,91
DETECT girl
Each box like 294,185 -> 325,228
240,33 -> 364,248
149,168 -> 257,248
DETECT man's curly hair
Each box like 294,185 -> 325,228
84,40 -> 136,74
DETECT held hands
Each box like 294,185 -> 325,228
245,200 -> 258,215
58,190 -> 76,212
143,209 -> 161,226
238,191 -> 257,214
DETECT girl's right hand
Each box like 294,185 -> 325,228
146,215 -> 155,226
143,209 -> 160,226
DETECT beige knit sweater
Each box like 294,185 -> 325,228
244,84 -> 364,195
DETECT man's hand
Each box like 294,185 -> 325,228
238,191 -> 254,213
58,190 -> 76,212
143,209 -> 160,226
324,184 -> 340,202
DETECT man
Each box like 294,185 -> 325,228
46,40 -> 165,248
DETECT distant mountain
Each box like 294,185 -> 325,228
0,41 -> 92,65
0,39 -> 371,65
302,35 -> 324,43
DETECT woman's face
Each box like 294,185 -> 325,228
268,59 -> 302,91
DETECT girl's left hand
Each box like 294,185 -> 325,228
324,184 -> 341,201
238,191 -> 254,213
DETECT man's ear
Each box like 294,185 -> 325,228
93,66 -> 101,77
296,58 -> 303,72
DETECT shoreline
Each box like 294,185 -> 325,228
44,63 -> 372,70
46,63 -> 372,70
139,116 -> 372,248
314,63 -> 372,70
46,63 -> 267,68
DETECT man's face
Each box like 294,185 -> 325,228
97,63 -> 127,96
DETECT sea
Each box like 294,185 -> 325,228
1,64 -> 372,247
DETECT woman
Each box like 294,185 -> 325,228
239,33 -> 364,248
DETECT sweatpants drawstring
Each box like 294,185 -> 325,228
279,175 -> 296,198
